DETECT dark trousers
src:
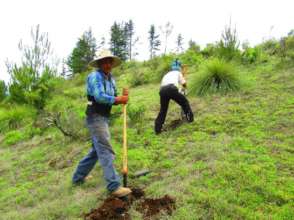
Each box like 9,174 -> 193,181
155,84 -> 193,133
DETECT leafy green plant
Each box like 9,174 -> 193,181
3,130 -> 27,146
242,47 -> 260,64
2,125 -> 40,146
0,80 -> 7,102
190,58 -> 241,96
127,103 -> 146,125
0,105 -> 37,132
127,67 -> 152,87
216,20 -> 240,60
178,48 -> 203,67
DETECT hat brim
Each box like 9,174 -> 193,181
89,56 -> 122,68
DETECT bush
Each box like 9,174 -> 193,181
127,103 -> 146,125
147,55 -> 174,82
178,49 -> 203,67
3,130 -> 27,146
44,95 -> 87,140
2,126 -> 41,146
260,39 -> 279,55
242,47 -> 260,64
0,105 -> 37,133
9,66 -> 59,110
190,58 -> 241,96
127,103 -> 146,134
284,36 -> 294,59
201,43 -> 217,58
128,68 -> 152,87
0,80 -> 7,102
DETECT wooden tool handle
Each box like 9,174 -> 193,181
122,104 -> 128,175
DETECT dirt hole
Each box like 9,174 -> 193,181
84,188 -> 175,220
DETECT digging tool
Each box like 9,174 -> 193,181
122,103 -> 128,187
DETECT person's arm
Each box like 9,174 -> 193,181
90,74 -> 116,105
179,72 -> 187,88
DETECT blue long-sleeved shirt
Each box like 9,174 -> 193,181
86,70 -> 117,105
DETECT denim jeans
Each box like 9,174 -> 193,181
72,114 -> 121,192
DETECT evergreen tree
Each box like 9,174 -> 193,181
148,25 -> 161,59
7,25 -> 57,109
160,22 -> 173,54
67,28 -> 97,74
18,24 -> 53,78
110,22 -> 128,61
188,40 -> 201,52
124,20 -> 139,60
176,34 -> 184,53
218,18 -> 240,60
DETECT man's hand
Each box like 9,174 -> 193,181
115,95 -> 128,104
122,88 -> 129,96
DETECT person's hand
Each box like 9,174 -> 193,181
122,88 -> 129,96
115,95 -> 128,104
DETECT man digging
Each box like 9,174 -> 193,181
154,59 -> 194,134
72,50 -> 132,198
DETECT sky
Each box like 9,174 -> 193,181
0,0 -> 293,83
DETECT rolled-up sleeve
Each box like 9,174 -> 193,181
89,75 -> 115,105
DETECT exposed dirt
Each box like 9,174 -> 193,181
163,119 -> 185,131
137,195 -> 176,218
84,188 -> 175,220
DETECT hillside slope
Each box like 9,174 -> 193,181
0,62 -> 293,219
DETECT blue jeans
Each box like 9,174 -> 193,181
72,114 -> 121,192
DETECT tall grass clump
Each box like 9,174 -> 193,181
190,58 -> 241,96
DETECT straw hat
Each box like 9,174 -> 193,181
89,49 -> 121,68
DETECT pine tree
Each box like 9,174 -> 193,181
176,34 -> 184,53
7,25 -> 57,109
67,28 -> 97,74
188,40 -> 201,52
148,25 -> 161,59
110,22 -> 128,61
124,20 -> 139,60
160,22 -> 173,54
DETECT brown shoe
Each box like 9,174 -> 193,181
111,187 -> 132,197
85,175 -> 93,181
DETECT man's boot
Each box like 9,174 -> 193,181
111,186 -> 132,197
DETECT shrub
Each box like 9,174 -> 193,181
190,58 -> 241,96
216,21 -> 241,60
127,103 -> 146,134
260,39 -> 279,55
285,36 -> 294,59
242,47 -> 260,64
146,55 -> 174,82
9,66 -> 58,110
201,43 -> 217,58
128,68 -> 152,87
127,103 -> 146,125
0,105 -> 37,133
178,49 -> 203,67
0,80 -> 7,102
3,130 -> 27,146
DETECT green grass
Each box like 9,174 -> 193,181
0,59 -> 294,219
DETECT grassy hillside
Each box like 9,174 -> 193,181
0,58 -> 294,219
